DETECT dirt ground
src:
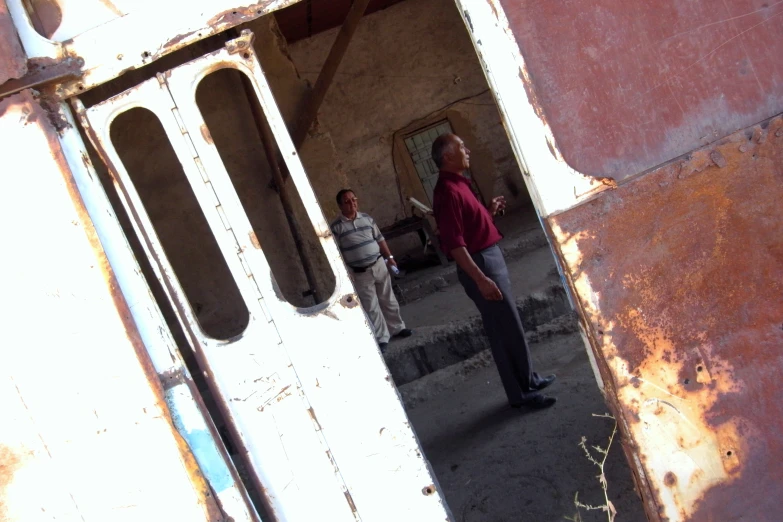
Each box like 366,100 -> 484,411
405,332 -> 646,521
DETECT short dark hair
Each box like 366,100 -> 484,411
431,134 -> 454,169
336,188 -> 354,205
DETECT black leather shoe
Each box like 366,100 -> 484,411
534,374 -> 556,391
394,329 -> 413,338
511,393 -> 557,410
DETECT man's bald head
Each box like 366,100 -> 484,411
432,133 -> 470,173
431,133 -> 457,169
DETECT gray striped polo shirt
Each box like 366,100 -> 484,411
330,212 -> 384,268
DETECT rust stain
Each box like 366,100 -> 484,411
340,293 -> 359,308
0,445 -> 24,520
548,115 -> 783,521
517,65 -> 547,124
249,230 -> 261,249
163,3 -> 270,52
344,490 -> 358,514
422,484 -> 436,496
306,406 -> 322,431
709,150 -> 727,168
200,123 -> 214,144
0,0 -> 27,84
97,0 -> 124,17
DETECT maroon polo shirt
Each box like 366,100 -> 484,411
433,170 -> 503,255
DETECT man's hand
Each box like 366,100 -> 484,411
478,275 -> 503,301
386,257 -> 398,269
489,196 -> 507,216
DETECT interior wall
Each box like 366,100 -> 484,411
245,16 -> 351,235
282,0 -> 531,254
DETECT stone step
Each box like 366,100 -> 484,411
383,284 -> 573,387
393,226 -> 550,304
396,313 -> 580,410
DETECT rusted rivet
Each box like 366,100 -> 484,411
726,450 -> 733,457
776,129 -> 783,137
243,52 -> 250,59
710,150 -> 727,168
739,144 -> 748,152
697,365 -> 703,372
116,54 -> 123,60
684,378 -> 690,385
341,294 -> 359,308
664,471 -> 677,487
422,485 -> 435,496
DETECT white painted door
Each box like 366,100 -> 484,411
74,30 -> 452,522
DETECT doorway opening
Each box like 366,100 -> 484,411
269,0 -> 644,519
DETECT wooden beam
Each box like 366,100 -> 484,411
290,0 -> 372,150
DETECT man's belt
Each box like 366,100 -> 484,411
349,255 -> 382,273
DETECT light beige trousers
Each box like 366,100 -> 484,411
353,257 -> 406,343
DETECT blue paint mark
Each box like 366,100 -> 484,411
166,389 -> 234,493
186,428 -> 234,493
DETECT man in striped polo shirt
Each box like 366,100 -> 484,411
331,189 -> 412,350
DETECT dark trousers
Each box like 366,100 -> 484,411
458,244 -> 543,405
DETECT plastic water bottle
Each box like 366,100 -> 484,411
386,258 -> 400,275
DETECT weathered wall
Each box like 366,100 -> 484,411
549,117 -> 783,521
285,0 -> 530,247
247,16 -> 351,240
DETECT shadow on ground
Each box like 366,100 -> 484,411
405,333 -> 645,522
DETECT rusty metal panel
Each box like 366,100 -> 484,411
496,0 -> 783,180
0,90 -> 222,522
5,0 -> 302,98
0,0 -> 26,83
547,116 -> 783,521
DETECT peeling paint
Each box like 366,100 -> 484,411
549,115 -> 783,521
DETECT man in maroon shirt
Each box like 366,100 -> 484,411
431,133 -> 556,409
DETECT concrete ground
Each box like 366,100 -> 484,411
403,333 -> 645,522
387,208 -> 646,521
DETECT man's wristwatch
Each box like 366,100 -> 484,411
385,255 -> 394,260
